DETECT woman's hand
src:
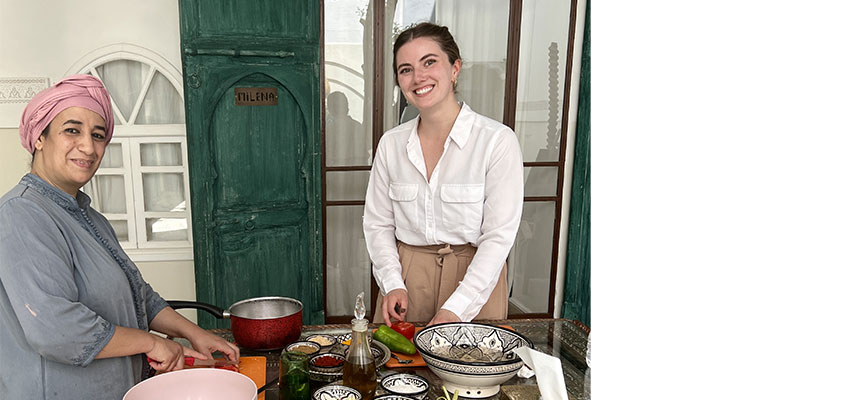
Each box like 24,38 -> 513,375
149,307 -> 239,363
145,335 -> 204,372
382,288 -> 409,327
185,329 -> 240,363
427,309 -> 460,326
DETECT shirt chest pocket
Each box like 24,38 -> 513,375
389,183 -> 419,230
440,184 -> 485,233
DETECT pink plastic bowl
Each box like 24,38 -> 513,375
123,368 -> 257,400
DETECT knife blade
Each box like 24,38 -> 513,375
184,356 -> 239,367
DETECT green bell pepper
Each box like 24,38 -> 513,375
373,325 -> 417,355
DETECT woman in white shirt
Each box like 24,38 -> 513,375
363,23 -> 524,327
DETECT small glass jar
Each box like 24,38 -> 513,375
279,350 -> 310,400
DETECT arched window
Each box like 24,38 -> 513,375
76,47 -> 192,261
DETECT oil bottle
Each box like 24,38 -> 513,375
343,292 -> 376,399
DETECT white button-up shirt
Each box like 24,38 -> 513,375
363,103 -> 524,321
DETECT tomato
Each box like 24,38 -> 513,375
390,321 -> 415,341
216,364 -> 240,372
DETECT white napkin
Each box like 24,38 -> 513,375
512,347 -> 569,400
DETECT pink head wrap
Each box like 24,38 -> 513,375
19,74 -> 114,154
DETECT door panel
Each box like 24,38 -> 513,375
181,0 -> 321,328
210,75 -> 305,207
184,60 -> 323,328
179,0 -> 318,43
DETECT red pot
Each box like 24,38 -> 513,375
169,297 -> 303,351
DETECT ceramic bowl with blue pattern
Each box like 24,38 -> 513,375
311,384 -> 361,400
379,373 -> 429,399
413,322 -> 533,398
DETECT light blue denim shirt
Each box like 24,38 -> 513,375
0,173 -> 168,399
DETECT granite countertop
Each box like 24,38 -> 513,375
206,318 -> 590,400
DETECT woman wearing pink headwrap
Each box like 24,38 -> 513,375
0,75 -> 238,399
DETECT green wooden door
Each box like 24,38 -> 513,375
179,0 -> 323,327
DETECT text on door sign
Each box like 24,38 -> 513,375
234,87 -> 278,106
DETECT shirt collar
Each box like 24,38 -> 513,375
447,102 -> 474,149
406,102 -> 475,150
21,173 -> 91,210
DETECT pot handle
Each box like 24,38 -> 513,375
167,301 -> 229,319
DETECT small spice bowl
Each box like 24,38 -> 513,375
312,384 -> 362,400
286,340 -> 321,356
373,395 -> 417,400
309,352 -> 346,374
305,333 -> 338,350
379,373 -> 429,400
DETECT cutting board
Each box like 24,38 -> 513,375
182,356 -> 267,400
238,356 -> 267,400
383,325 -> 514,369
381,327 -> 424,368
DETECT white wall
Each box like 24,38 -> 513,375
0,0 -> 197,322
0,0 -> 182,125
0,129 -> 30,191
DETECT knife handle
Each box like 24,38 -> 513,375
146,356 -> 197,366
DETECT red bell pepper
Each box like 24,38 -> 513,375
390,321 -> 415,340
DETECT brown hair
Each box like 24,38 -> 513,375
392,22 -> 462,85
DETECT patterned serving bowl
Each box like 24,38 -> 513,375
309,352 -> 346,374
312,384 -> 361,400
413,322 -> 533,399
305,334 -> 338,350
373,395 -> 416,400
379,373 -> 429,399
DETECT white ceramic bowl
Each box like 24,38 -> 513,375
413,322 -> 533,399
373,395 -> 417,400
379,373 -> 429,399
123,368 -> 257,400
286,340 -> 322,356
312,384 -> 362,400
305,334 -> 338,350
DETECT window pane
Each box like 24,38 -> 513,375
507,201 -> 555,314
109,219 -> 129,242
96,60 -> 149,122
326,206 -> 371,316
140,143 -> 183,166
384,0 -> 510,129
146,218 -> 188,241
137,72 -> 186,124
326,171 -> 370,201
101,143 -> 123,168
514,0 -> 571,162
524,166 -> 558,197
142,173 -> 186,212
324,0 -> 373,166
92,175 -> 126,214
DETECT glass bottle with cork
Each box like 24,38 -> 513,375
343,292 -> 377,399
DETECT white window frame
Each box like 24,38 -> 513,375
73,45 -> 194,262
89,137 -> 137,246
130,135 -> 193,251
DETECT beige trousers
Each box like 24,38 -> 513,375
373,242 -> 508,324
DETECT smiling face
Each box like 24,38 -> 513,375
31,106 -> 107,196
395,37 -> 462,114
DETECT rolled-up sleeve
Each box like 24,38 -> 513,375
143,282 -> 168,323
0,198 -> 114,367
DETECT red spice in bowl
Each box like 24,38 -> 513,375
312,354 -> 344,368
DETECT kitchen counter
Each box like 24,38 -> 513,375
210,318 -> 589,400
